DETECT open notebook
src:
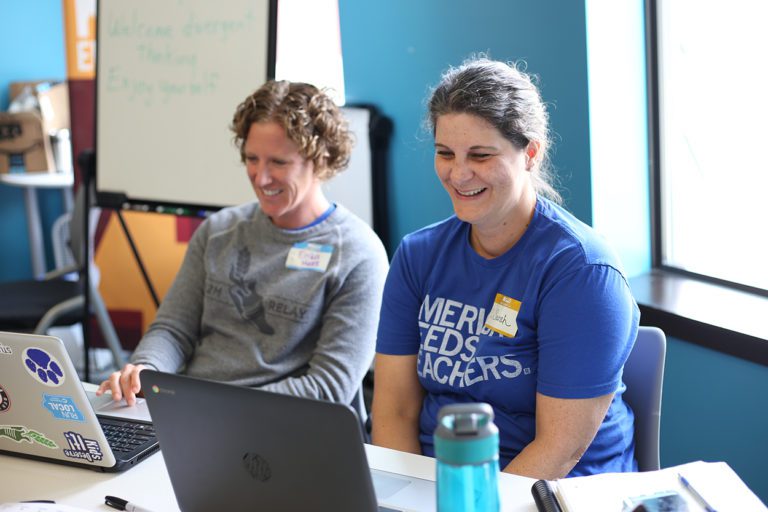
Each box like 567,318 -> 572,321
531,460 -> 766,512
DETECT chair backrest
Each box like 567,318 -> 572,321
622,326 -> 667,471
51,212 -> 76,270
55,184 -> 102,283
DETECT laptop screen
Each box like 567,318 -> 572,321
142,370 -> 382,511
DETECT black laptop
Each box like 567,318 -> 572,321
142,370 -> 434,512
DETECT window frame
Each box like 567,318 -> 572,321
635,0 -> 768,367
645,0 -> 768,299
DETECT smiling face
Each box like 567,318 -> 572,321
434,112 -> 537,236
244,121 -> 328,229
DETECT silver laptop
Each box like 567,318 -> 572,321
0,331 -> 158,471
142,370 -> 435,512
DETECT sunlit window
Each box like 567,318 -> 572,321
275,0 -> 345,105
655,0 -> 768,291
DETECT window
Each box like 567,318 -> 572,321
275,0 -> 345,105
651,0 -> 768,292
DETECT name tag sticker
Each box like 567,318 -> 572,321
484,293 -> 521,338
286,243 -> 333,272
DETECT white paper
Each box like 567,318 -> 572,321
553,461 -> 766,512
0,504 -> 92,512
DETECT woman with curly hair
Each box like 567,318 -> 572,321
98,81 -> 388,425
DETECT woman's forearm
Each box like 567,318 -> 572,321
372,412 -> 423,454
502,438 -> 583,480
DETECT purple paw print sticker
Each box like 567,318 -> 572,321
23,347 -> 65,387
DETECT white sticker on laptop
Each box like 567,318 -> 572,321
286,243 -> 333,272
63,431 -> 104,463
22,347 -> 65,386
0,386 -> 10,412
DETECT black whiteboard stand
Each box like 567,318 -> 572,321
113,209 -> 161,309
79,149 -> 160,381
93,183 -> 161,311
79,150 -> 93,383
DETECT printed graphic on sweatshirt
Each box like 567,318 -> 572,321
418,294 -> 530,388
0,343 -> 11,355
264,295 -> 309,322
0,425 -> 58,448
228,248 -> 275,335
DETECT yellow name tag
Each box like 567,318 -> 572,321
484,293 -> 521,338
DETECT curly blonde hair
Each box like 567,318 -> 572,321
231,80 -> 352,181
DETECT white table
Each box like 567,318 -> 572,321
0,382 -> 538,511
0,171 -> 74,278
0,445 -> 537,511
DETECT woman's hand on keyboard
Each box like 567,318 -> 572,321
95,363 -> 148,406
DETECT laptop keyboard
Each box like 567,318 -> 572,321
98,417 -> 156,454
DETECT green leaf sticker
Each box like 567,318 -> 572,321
0,425 -> 58,449
27,429 -> 58,449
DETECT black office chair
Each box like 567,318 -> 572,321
0,183 -> 126,370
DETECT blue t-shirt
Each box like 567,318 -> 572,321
376,198 -> 640,476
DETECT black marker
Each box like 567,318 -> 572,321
105,495 -> 154,512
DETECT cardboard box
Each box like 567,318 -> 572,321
9,80 -> 70,134
0,111 -> 56,173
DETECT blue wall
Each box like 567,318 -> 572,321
0,1 -> 67,282
339,0 -> 593,249
662,336 -> 768,501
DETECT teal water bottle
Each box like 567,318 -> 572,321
434,403 -> 500,512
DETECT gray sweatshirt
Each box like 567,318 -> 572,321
131,202 -> 389,406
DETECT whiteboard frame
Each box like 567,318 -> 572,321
94,0 -> 278,214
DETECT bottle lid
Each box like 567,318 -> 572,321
434,402 -> 499,465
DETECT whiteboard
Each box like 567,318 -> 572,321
95,0 -> 277,210
323,107 -> 373,227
